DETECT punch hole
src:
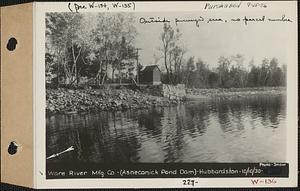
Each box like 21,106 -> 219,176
6,37 -> 18,51
8,141 -> 18,155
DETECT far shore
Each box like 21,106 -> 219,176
186,86 -> 286,100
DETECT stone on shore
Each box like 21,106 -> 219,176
46,88 -> 182,115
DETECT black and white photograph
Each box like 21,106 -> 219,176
43,2 -> 296,181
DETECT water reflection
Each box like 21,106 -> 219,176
46,95 -> 286,163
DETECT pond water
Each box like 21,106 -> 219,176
46,95 -> 286,163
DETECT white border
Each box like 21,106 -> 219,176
34,1 -> 298,188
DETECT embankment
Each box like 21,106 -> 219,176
46,87 -> 182,115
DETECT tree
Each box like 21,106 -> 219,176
183,57 -> 195,87
230,54 -> 247,87
170,45 -> 186,84
280,64 -> 287,86
88,13 -> 137,85
46,12 -> 138,87
217,56 -> 231,87
194,58 -> 210,88
158,23 -> 184,84
258,58 -> 270,86
45,52 -> 56,86
268,58 -> 282,86
247,65 -> 260,87
208,72 -> 219,88
46,13 -> 85,87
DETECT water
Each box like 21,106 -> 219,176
46,95 -> 286,163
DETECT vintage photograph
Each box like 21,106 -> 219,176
45,11 -> 288,167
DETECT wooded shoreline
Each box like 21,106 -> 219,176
46,86 -> 285,115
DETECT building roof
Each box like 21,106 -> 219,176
142,65 -> 161,72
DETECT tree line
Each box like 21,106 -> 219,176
161,55 -> 287,88
157,23 -> 286,88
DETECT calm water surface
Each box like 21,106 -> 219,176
46,95 -> 286,163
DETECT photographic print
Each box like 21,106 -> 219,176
33,1 -> 297,188
46,11 -> 288,162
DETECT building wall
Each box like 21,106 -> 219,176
140,71 -> 153,83
152,67 -> 161,83
140,66 -> 162,84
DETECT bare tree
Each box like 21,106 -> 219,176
158,23 -> 183,84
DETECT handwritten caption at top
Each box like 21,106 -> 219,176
67,2 -> 269,13
139,15 -> 293,27
68,2 -> 136,13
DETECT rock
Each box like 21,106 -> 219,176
46,87 -> 186,115
49,106 -> 55,112
112,100 -> 122,106
121,103 -> 129,109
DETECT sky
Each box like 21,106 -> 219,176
133,11 -> 294,70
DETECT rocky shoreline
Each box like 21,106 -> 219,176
46,88 -> 183,115
46,87 -> 286,115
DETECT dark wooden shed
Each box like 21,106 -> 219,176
140,65 -> 161,85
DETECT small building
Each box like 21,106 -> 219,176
140,65 -> 161,85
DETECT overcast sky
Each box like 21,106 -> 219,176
133,11 -> 294,70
